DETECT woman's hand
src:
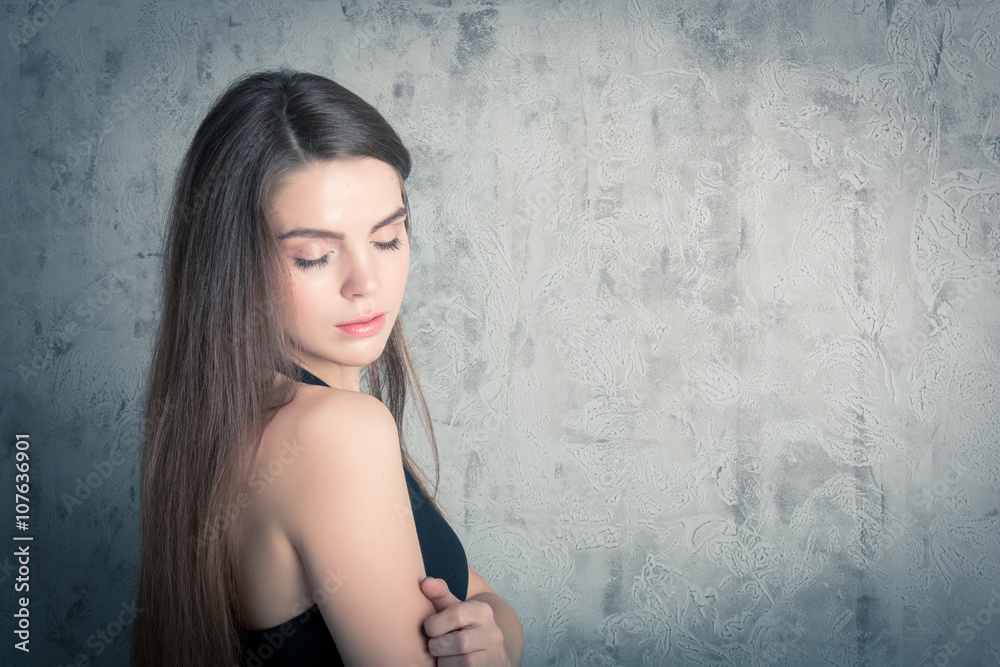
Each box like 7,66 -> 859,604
421,577 -> 511,666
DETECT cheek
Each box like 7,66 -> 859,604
286,279 -> 321,332
390,250 -> 410,295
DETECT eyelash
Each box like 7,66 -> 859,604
294,238 -> 403,270
294,256 -> 329,270
374,238 -> 402,251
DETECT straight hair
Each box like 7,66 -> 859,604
131,70 -> 438,667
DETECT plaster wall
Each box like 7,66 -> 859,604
1,1 -> 999,665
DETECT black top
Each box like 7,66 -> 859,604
239,367 -> 468,666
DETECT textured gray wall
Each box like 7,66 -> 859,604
2,1 -> 999,665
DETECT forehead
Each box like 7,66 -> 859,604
268,158 -> 404,234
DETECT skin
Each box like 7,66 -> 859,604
425,572 -> 524,666
272,157 -> 410,391
234,157 -> 522,665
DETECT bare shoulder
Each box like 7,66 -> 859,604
257,384 -> 401,514
267,383 -> 396,447
255,383 -> 436,663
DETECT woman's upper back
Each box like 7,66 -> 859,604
234,375 -> 467,665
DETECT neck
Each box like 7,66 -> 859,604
294,360 -> 361,391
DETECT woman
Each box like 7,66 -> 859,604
131,70 -> 523,666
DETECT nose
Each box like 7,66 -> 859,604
340,247 -> 380,298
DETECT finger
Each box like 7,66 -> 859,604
421,576 -> 461,614
424,599 -> 493,640
436,655 -> 483,667
427,627 -> 482,658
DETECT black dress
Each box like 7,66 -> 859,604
239,367 -> 468,666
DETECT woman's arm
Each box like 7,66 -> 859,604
422,566 -> 524,666
467,567 -> 524,667
271,387 -> 437,665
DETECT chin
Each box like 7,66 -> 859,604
329,340 -> 392,368
293,328 -> 394,372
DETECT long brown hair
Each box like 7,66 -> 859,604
131,70 -> 438,667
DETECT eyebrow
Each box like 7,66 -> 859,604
276,206 -> 407,241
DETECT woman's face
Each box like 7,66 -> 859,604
269,157 -> 410,389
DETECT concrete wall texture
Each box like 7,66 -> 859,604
2,0 -> 999,665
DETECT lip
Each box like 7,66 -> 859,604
335,313 -> 387,338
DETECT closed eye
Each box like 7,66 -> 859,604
294,255 -> 330,270
374,238 -> 402,251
